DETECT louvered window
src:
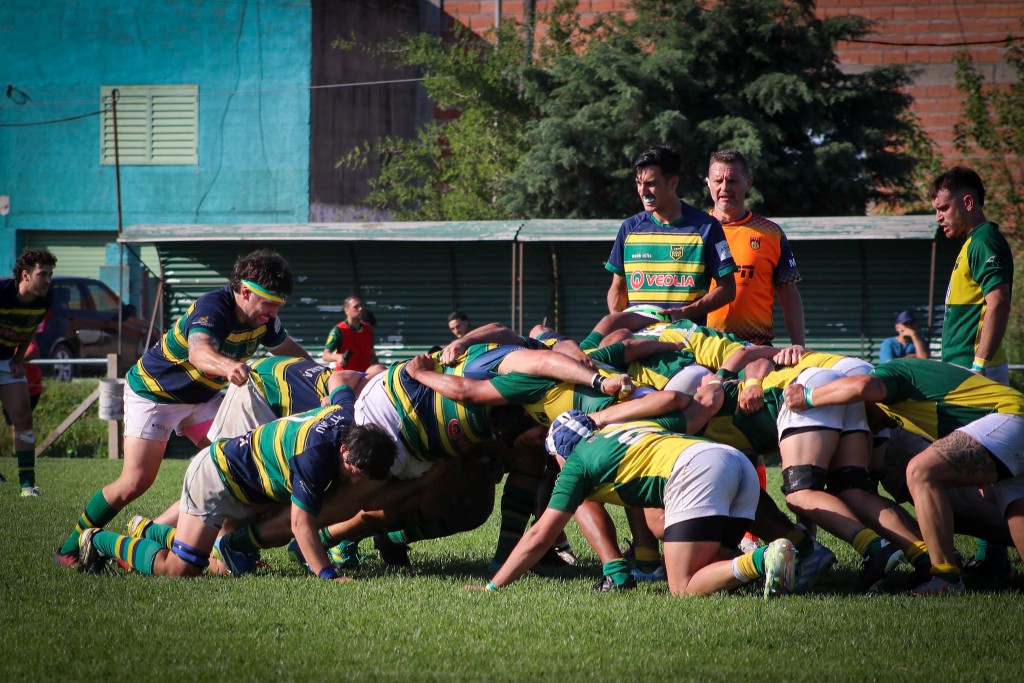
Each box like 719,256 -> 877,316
100,86 -> 198,165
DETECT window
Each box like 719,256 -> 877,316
100,85 -> 198,165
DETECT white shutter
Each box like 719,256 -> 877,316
100,86 -> 198,165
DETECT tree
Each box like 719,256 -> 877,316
345,0 -> 928,220
953,41 -> 1024,386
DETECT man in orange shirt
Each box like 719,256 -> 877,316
705,150 -> 805,347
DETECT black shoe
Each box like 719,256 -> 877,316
961,555 -> 1013,580
592,574 -> 637,592
77,528 -> 107,574
373,534 -> 411,567
538,541 -> 580,568
860,542 -> 904,593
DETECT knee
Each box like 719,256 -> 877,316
905,456 -> 935,491
782,465 -> 827,510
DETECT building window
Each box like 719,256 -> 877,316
100,85 -> 198,165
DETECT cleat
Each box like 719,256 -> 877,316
213,536 -> 258,576
631,565 -> 667,582
860,542 -> 904,594
53,551 -> 78,568
287,539 -> 310,571
373,534 -> 410,567
911,575 -> 966,596
77,528 -> 106,574
127,515 -> 152,539
961,555 -> 1013,580
592,574 -> 638,592
329,540 -> 361,570
20,486 -> 41,497
763,538 -> 798,599
794,541 -> 837,593
538,540 -> 580,568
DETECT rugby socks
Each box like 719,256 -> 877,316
224,525 -> 270,554
602,559 -> 633,587
16,447 -> 35,488
851,528 -> 884,558
930,562 -> 961,584
785,528 -> 815,557
493,484 -> 534,566
633,545 -> 662,574
142,522 -> 176,550
974,539 -> 1011,572
61,490 -> 119,555
91,530 -> 160,575
578,331 -> 604,351
328,540 -> 360,567
904,540 -> 930,570
732,546 -> 768,583
387,530 -> 410,545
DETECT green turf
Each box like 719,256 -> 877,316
0,457 -> 1021,681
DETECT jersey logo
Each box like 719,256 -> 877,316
629,271 -> 696,289
670,245 -> 683,261
447,418 -> 464,441
986,256 -> 1001,267
749,236 -> 761,250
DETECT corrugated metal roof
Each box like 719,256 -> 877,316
517,215 -> 940,242
119,221 -> 523,243
122,214 -> 940,245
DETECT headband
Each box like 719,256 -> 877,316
241,279 -> 286,303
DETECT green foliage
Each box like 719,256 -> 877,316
2,460 -> 1023,680
953,41 -> 1024,378
0,379 -> 105,459
342,0 -> 927,221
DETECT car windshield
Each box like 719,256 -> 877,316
87,282 -> 121,314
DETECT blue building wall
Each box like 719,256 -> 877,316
0,0 -> 312,273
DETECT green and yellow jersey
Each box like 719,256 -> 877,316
760,352 -> 848,391
249,356 -> 332,417
942,222 -> 1013,369
549,420 -> 715,512
870,358 -> 1024,441
697,381 -> 783,457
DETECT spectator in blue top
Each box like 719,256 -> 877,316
879,310 -> 928,363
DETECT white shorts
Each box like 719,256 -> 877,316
663,442 -> 759,527
777,368 -> 869,437
123,384 -> 224,444
206,379 -> 278,442
179,449 -> 264,530
663,365 -> 712,394
354,372 -> 431,480
957,413 -> 1024,512
0,359 -> 28,386
832,357 -> 874,376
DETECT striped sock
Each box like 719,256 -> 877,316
931,562 -> 961,583
61,490 -> 119,555
16,448 -> 35,488
493,485 -> 534,565
904,540 -> 929,568
851,528 -> 883,558
732,546 -> 769,583
92,530 -> 160,575
634,545 -> 661,573
785,528 -> 814,556
225,525 -> 269,554
144,522 -> 176,550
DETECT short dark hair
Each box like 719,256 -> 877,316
633,145 -> 681,180
229,249 -> 294,297
342,423 -> 396,481
708,150 -> 751,177
929,166 -> 985,207
13,248 -> 57,280
448,311 -> 470,324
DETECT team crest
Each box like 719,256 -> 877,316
749,236 -> 761,251
670,245 -> 683,261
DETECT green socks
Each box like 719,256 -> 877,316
92,530 -> 160,575
493,485 -> 534,566
61,490 -> 119,555
602,559 -> 632,587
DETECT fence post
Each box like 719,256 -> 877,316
106,353 -> 123,459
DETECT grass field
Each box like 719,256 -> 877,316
1,380 -> 1023,681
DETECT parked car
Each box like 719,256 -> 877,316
13,276 -> 160,381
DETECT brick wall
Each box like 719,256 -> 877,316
440,0 -> 1022,163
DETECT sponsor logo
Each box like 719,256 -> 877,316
986,256 -> 1001,267
749,236 -> 761,251
447,418 -> 464,441
670,245 -> 683,261
737,265 -> 755,280
715,240 -> 733,261
195,316 -> 211,326
629,271 -> 696,289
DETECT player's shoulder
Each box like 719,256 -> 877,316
744,213 -> 785,238
620,211 -> 652,232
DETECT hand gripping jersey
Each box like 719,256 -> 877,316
548,420 -> 716,512
248,356 -> 332,417
126,287 -> 287,404
0,279 -> 52,361
759,351 -> 851,391
869,358 -> 1024,441
706,212 -> 800,345
209,387 -> 356,516
942,222 -> 1013,368
697,381 -> 784,457
606,205 -> 736,321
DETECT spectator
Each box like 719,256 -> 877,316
448,311 -> 471,339
879,311 -> 928,363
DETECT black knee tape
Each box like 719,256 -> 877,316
172,540 -> 210,568
826,466 -> 873,494
781,465 -> 827,495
